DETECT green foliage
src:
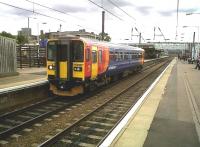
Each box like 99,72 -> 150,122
17,34 -> 27,45
0,31 -> 16,39
98,32 -> 111,42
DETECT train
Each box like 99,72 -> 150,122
47,36 -> 145,96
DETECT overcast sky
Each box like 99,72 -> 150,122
0,0 -> 200,43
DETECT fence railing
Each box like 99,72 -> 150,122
16,45 -> 46,68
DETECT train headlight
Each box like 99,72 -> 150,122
60,85 -> 64,89
74,67 -> 82,71
48,65 -> 53,70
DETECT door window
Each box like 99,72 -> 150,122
92,51 -> 97,63
98,50 -> 102,63
86,48 -> 90,62
59,45 -> 68,61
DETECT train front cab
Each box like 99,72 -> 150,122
47,38 -> 86,96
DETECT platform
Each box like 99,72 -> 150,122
101,58 -> 200,147
0,58 -> 163,91
0,67 -> 47,90
0,67 -> 48,113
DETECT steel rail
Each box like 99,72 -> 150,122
0,57 -> 169,142
98,60 -> 171,146
0,97 -> 82,140
38,59 -> 170,147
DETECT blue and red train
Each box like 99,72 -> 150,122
47,36 -> 144,96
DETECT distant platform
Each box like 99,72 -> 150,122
0,58 -> 167,92
0,67 -> 48,113
101,58 -> 200,147
0,67 -> 47,92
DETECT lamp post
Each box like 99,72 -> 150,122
27,17 -> 36,44
183,26 -> 199,43
37,22 -> 47,45
28,17 -> 29,43
186,12 -> 200,16
183,26 -> 199,59
185,12 -> 200,58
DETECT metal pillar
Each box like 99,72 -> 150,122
192,32 -> 195,58
102,11 -> 105,41
139,33 -> 141,44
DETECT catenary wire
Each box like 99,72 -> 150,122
24,0 -> 84,20
88,0 -> 123,21
0,1 -> 65,22
107,0 -> 136,21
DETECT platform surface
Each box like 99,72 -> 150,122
0,58 -> 161,90
0,68 -> 46,89
110,59 -> 200,147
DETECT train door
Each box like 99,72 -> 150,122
56,41 -> 69,80
91,46 -> 98,80
84,46 -> 91,78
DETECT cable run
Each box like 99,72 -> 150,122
24,0 -> 84,21
88,0 -> 123,21
107,0 -> 136,21
0,1 -> 65,22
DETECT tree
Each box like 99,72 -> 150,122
98,32 -> 111,42
0,31 -> 15,39
17,34 -> 27,45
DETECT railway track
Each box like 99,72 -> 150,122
0,96 -> 84,140
39,59 -> 171,147
0,58 -> 170,146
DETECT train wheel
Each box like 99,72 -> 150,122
48,90 -> 54,97
104,75 -> 110,85
111,75 -> 119,82
84,82 -> 90,93
139,65 -> 143,71
89,81 -> 96,91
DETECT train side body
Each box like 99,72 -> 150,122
47,37 -> 144,96
106,45 -> 144,77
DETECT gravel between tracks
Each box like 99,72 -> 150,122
6,62 -> 166,147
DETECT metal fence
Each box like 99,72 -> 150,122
16,45 -> 46,68
0,36 -> 17,75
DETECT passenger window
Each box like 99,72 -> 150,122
98,50 -> 102,63
92,51 -> 97,63
116,52 -> 120,61
109,51 -> 114,60
71,40 -> 84,62
124,52 -> 129,60
86,48 -> 90,62
47,43 -> 56,61
138,53 -> 142,58
128,53 -> 132,59
120,52 -> 124,60
136,53 -> 139,58
132,53 -> 135,59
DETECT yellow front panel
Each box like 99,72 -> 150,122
73,62 -> 84,80
59,61 -> 67,79
47,61 -> 55,75
91,46 -> 98,80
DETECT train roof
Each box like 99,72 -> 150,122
79,37 -> 144,52
51,36 -> 144,52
